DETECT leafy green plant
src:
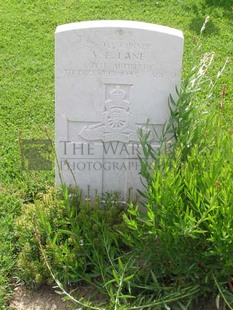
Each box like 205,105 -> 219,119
124,52 -> 233,308
15,187 -> 129,288
16,185 -> 199,309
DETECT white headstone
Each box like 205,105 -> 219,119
55,20 -> 183,199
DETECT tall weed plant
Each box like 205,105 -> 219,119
124,52 -> 233,308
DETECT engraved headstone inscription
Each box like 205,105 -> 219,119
55,20 -> 183,198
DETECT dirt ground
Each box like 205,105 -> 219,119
9,285 -> 76,310
8,283 -> 229,310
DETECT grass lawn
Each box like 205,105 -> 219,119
0,0 -> 233,308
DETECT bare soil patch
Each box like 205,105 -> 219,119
9,285 -> 75,310
8,283 -> 228,310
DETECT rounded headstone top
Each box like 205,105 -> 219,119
55,20 -> 183,38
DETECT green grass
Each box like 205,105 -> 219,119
0,0 -> 233,308
0,188 -> 22,309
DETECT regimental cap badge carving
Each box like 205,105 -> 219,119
106,86 -> 130,111
79,83 -> 140,142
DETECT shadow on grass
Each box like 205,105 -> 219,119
205,0 -> 233,22
187,1 -> 233,35
189,16 -> 219,36
205,0 -> 233,9
183,3 -> 219,36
